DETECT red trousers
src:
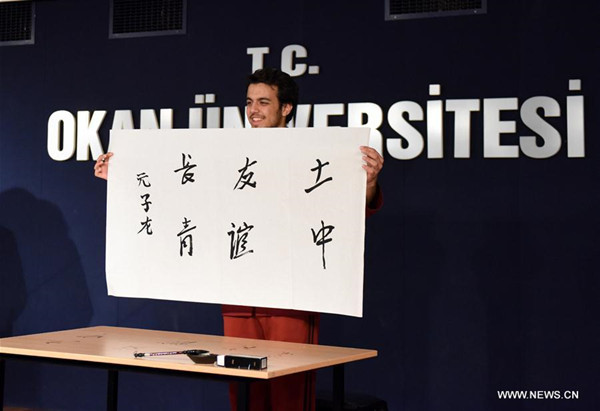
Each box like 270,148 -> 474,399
223,313 -> 319,411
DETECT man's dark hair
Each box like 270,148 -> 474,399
248,68 -> 299,123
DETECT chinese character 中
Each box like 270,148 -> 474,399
311,220 -> 335,269
233,157 -> 258,190
304,159 -> 333,193
228,222 -> 254,260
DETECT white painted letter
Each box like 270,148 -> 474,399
446,99 -> 480,158
483,98 -> 519,158
206,107 -> 221,128
77,110 -> 106,161
387,101 -> 424,160
520,96 -> 561,159
567,95 -> 585,158
140,110 -> 159,129
290,104 -> 312,128
281,44 -> 307,77
427,100 -> 443,159
111,110 -> 134,130
160,109 -> 173,129
223,106 -> 245,128
139,109 -> 172,129
189,108 -> 202,128
313,103 -> 344,127
247,47 -> 270,72
348,103 -> 383,155
47,110 -> 76,161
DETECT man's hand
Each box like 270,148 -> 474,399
361,146 -> 383,206
94,152 -> 113,180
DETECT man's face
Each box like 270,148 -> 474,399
246,83 -> 292,128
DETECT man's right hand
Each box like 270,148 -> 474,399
94,152 -> 113,180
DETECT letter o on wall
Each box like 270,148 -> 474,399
47,110 -> 76,161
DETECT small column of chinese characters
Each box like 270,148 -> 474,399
305,158 -> 335,269
136,172 -> 153,235
173,153 -> 198,256
227,156 -> 258,260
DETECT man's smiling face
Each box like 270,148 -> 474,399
246,83 -> 292,128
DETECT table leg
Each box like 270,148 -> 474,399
0,359 -> 5,408
237,380 -> 250,411
333,364 -> 345,411
107,369 -> 118,411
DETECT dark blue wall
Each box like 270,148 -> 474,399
1,1 -> 598,410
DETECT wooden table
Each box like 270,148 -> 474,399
0,326 -> 377,411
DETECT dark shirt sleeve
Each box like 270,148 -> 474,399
366,184 -> 383,218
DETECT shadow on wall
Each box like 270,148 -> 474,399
0,226 -> 26,337
0,188 -> 93,336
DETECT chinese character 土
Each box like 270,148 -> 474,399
304,159 -> 333,193
177,217 -> 197,257
228,222 -> 254,260
233,157 -> 258,190
174,153 -> 197,185
311,220 -> 335,269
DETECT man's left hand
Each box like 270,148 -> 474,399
361,146 -> 384,205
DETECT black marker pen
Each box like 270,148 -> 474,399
134,349 -> 208,358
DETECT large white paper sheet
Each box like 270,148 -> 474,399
106,127 -> 369,317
